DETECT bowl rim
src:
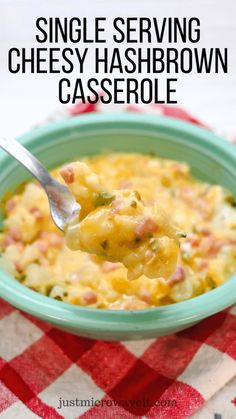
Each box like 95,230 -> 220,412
0,112 -> 236,334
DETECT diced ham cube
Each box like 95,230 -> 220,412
110,198 -> 123,215
59,165 -> 75,184
135,217 -> 158,238
5,199 -> 16,213
118,180 -> 133,189
196,199 -> 211,219
198,259 -> 209,270
83,291 -> 97,304
202,238 -> 231,257
172,163 -> 188,175
48,233 -> 64,247
14,261 -> 22,273
187,234 -> 201,248
200,237 -> 215,254
16,243 -> 24,252
9,226 -> 22,241
39,232 -> 64,247
168,266 -> 185,286
3,235 -> 16,247
122,301 -> 147,309
139,288 -> 151,304
102,261 -> 121,272
33,240 -> 48,254
200,228 -> 211,237
29,207 -> 44,221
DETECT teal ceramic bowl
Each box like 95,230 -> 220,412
0,113 -> 236,341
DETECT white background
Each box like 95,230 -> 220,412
0,0 -> 235,137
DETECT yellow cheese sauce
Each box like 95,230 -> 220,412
0,153 -> 236,309
60,161 -> 180,280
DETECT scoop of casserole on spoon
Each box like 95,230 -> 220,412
0,137 -> 182,281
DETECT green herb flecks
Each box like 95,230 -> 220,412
101,240 -> 109,250
176,231 -> 187,239
54,295 -> 63,301
94,191 -> 116,207
225,194 -> 236,207
134,191 -> 141,201
130,200 -> 137,208
133,237 -> 141,245
206,275 -> 216,289
150,239 -> 159,251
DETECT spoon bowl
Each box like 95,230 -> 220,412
0,136 -> 81,231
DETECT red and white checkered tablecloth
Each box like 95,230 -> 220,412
1,102 -> 236,419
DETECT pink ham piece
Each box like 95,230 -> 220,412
60,165 -> 75,184
197,259 -> 209,271
39,232 -> 64,247
168,266 -> 185,286
135,217 -> 158,238
16,242 -> 24,252
48,233 -> 63,247
14,261 -> 22,273
8,226 -> 22,242
118,180 -> 133,189
5,199 -> 16,213
102,261 -> 121,272
201,237 -> 232,257
82,291 -> 97,304
110,198 -> 123,215
33,240 -> 48,254
29,207 -> 44,221
3,235 -> 16,247
172,163 -> 188,175
199,228 -> 211,237
145,249 -> 154,260
139,288 -> 151,304
187,234 -> 201,248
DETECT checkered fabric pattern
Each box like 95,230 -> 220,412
0,102 -> 236,419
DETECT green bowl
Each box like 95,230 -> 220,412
0,113 -> 236,341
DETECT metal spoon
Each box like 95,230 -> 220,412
0,136 -> 81,231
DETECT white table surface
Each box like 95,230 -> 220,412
0,0 -> 236,137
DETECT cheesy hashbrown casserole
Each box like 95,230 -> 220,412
0,153 -> 236,310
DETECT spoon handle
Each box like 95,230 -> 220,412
0,136 -> 53,187
0,135 -> 81,231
